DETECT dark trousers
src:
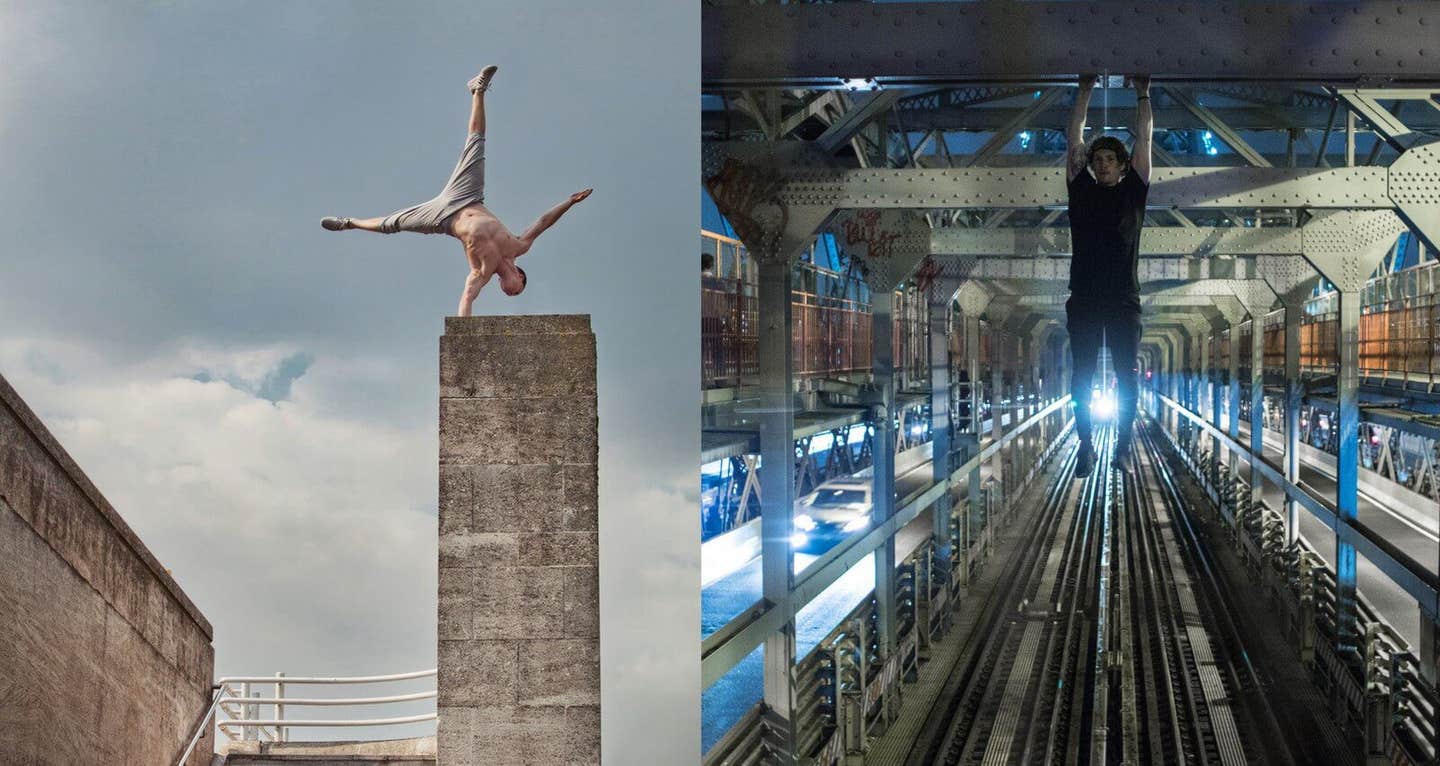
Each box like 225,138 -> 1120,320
1066,297 -> 1141,446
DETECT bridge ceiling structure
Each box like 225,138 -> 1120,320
702,1 -> 1440,337
703,2 -> 1440,88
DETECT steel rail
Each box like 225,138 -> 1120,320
1137,422 -> 1251,765
916,439 -> 1079,765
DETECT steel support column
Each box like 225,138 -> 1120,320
870,291 -> 898,673
1172,333 -> 1185,435
1282,301 -> 1304,545
1298,210 -> 1407,655
1198,328 -> 1211,454
1258,253 -> 1318,549
928,292 -> 955,579
1234,282 -> 1278,509
1227,322 -> 1242,480
1249,317 -> 1266,508
1335,292 -> 1362,650
1212,331 -> 1225,491
955,283 -> 991,586
965,313 -> 983,573
756,260 -> 799,755
988,306 -> 1010,498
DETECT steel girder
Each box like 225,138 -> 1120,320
826,209 -> 931,291
703,2 -> 1440,87
773,165 -> 1395,210
1387,142 -> 1440,253
1300,210 -> 1409,291
1335,88 -> 1440,153
962,255 -> 1260,286
931,226 -> 1303,258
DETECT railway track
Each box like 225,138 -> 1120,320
910,420 -> 1287,765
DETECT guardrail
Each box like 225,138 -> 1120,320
1155,409 -> 1438,764
703,410 -> 1072,766
173,669 -> 437,766
1152,392 -> 1437,623
701,394 -> 1073,690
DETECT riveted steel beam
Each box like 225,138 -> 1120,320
703,2 -> 1440,87
1300,209 -> 1407,291
775,166 -> 1392,210
931,226 -> 1303,257
816,91 -> 902,156
948,255 -> 1262,285
1256,254 -> 1320,305
1165,86 -> 1274,167
1388,142 -> 1440,253
1335,88 -> 1438,152
827,209 -> 930,291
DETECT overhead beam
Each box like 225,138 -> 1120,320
702,105 -> 1440,138
816,91 -> 901,155
1164,86 -> 1274,167
1335,88 -> 1438,152
703,2 -> 1440,87
931,226 -> 1302,257
948,256 -> 1261,284
776,166 -> 1391,209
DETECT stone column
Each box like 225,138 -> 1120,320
437,315 -> 599,766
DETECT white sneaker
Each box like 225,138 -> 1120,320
468,65 -> 498,93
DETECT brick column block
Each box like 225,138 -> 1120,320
438,315 -> 599,765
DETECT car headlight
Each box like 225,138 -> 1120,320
794,514 -> 817,531
790,532 -> 808,548
843,516 -> 869,532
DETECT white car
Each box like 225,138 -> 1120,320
792,478 -> 873,551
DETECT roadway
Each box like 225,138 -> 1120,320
1229,420 -> 1438,650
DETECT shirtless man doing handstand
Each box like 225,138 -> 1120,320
321,66 -> 592,316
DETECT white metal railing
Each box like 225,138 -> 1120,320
173,668 -> 437,766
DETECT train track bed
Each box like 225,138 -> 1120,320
909,420 -> 1299,765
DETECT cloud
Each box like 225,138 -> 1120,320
189,350 -> 315,403
0,337 -> 439,694
600,464 -> 700,754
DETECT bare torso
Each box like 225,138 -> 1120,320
447,203 -> 526,278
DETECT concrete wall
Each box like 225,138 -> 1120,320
0,372 -> 215,765
436,315 -> 600,765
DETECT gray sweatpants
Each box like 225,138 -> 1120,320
379,133 -> 486,234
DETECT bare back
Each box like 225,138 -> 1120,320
448,203 -> 527,273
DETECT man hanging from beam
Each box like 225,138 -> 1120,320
1064,74 -> 1152,477
320,65 -> 593,316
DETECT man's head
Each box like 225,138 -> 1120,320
499,261 -> 527,296
1087,136 -> 1130,186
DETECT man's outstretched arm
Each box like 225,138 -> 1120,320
1067,75 -> 1097,183
1131,76 -> 1153,185
516,188 -> 593,251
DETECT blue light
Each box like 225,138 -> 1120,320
1199,130 -> 1219,157
1018,131 -> 1032,151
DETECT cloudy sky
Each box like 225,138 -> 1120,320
0,1 -> 697,760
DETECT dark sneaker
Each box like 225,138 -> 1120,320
468,65 -> 498,93
1075,442 -> 1096,479
320,217 -> 351,231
